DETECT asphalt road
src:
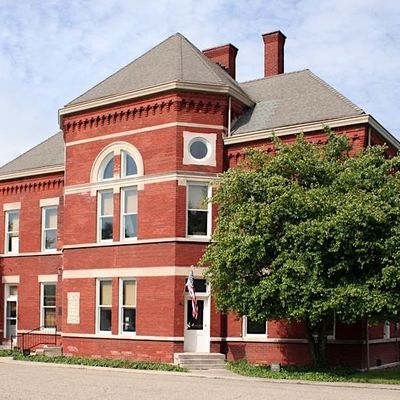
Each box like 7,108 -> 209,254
0,360 -> 399,400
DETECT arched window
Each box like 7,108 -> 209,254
98,153 -> 115,181
91,142 -> 144,244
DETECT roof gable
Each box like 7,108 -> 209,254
68,33 -> 247,105
0,132 -> 64,179
233,69 -> 365,135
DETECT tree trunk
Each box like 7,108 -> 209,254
304,318 -> 331,369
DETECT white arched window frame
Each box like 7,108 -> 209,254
97,152 -> 115,181
90,142 -> 144,243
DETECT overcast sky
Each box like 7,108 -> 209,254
0,0 -> 399,166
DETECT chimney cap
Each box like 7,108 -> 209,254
262,30 -> 287,41
202,43 -> 239,53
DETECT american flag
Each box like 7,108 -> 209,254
186,270 -> 198,320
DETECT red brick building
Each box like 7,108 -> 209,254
0,31 -> 399,369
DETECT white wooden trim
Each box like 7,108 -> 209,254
224,114 -> 400,149
2,276 -> 20,284
38,274 -> 58,283
183,132 -> 217,167
63,266 -> 206,280
65,122 -> 225,148
59,80 -> 253,118
0,165 -> 64,182
40,198 -> 60,207
3,202 -> 21,211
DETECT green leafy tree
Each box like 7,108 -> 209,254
201,131 -> 400,369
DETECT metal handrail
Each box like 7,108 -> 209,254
12,326 -> 57,355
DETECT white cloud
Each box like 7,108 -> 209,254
0,0 -> 399,166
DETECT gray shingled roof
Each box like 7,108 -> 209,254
0,132 -> 64,177
68,33 -> 247,105
232,69 -> 365,135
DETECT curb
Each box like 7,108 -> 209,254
0,357 -> 399,391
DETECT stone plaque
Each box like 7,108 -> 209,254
67,292 -> 80,324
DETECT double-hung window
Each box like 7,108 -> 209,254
98,190 -> 113,241
42,206 -> 58,251
120,279 -> 136,334
121,187 -> 137,240
5,210 -> 19,254
97,280 -> 112,333
41,283 -> 56,328
187,183 -> 210,237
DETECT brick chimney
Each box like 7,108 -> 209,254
203,44 -> 238,79
262,31 -> 286,77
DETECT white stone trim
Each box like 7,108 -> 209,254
183,132 -> 217,167
38,274 -> 58,283
61,332 -> 184,341
40,197 -> 60,207
65,122 -> 225,148
62,266 -> 206,280
0,165 -> 64,182
63,172 -> 218,196
225,114 -> 400,149
59,80 -> 253,118
3,202 -> 21,211
62,236 -> 210,250
211,337 -> 308,343
2,275 -> 20,284
0,251 -> 62,257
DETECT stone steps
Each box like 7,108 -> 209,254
32,346 -> 62,357
174,353 -> 226,370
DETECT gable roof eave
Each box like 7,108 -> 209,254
59,79 -> 254,120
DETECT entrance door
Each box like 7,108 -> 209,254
4,285 -> 17,339
184,294 -> 210,352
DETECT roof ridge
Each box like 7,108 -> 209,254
68,33 -> 184,105
305,70 -> 365,114
0,131 -> 63,171
239,69 -> 310,85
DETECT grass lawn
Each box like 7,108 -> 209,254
228,360 -> 400,385
0,350 -> 187,372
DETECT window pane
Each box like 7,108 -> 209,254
9,286 -> 17,296
124,189 -> 137,214
103,157 -> 114,180
187,211 -> 207,236
123,281 -> 136,306
101,192 -> 113,215
8,211 -> 19,232
122,308 -> 136,332
44,284 -> 56,306
185,279 -> 207,293
45,207 -> 58,229
188,185 -> 208,210
45,229 -> 57,249
44,308 -> 56,328
100,308 -> 112,331
8,232 -> 19,253
190,140 -> 208,159
101,217 -> 113,240
124,214 -> 137,238
247,318 -> 266,335
7,302 -> 17,318
125,153 -> 137,176
100,281 -> 112,306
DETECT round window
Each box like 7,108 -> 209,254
189,139 -> 209,160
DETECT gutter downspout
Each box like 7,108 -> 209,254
227,96 -> 232,137
367,126 -> 372,147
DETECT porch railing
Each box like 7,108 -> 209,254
11,326 -> 57,355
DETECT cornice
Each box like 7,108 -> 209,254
0,177 -> 64,196
225,114 -> 400,150
59,80 -> 253,121
62,97 -> 226,134
0,165 -> 64,182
